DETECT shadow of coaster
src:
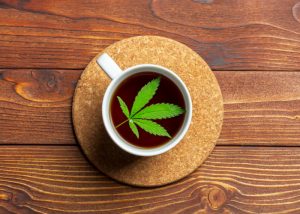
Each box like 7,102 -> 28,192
72,36 -> 223,187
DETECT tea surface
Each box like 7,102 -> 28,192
110,72 -> 185,148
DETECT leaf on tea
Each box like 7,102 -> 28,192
133,103 -> 185,120
130,77 -> 160,117
117,96 -> 130,118
133,119 -> 171,138
116,76 -> 185,139
129,120 -> 139,138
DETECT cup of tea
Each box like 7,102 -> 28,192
97,53 -> 192,156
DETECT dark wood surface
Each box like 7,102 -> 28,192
1,0 -> 300,213
0,0 -> 300,70
1,146 -> 300,214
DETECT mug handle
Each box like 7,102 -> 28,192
96,53 -> 123,79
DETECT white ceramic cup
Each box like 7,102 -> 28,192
97,53 -> 192,156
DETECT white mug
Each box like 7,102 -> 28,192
97,53 -> 192,156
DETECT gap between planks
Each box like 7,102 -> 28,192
0,144 -> 299,148
1,68 -> 300,72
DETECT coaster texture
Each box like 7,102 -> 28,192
73,36 -> 223,187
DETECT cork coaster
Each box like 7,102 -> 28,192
72,36 -> 223,187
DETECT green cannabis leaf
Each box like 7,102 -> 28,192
134,119 -> 171,138
117,96 -> 130,118
129,120 -> 139,138
130,77 -> 160,116
133,103 -> 185,120
115,77 -> 185,139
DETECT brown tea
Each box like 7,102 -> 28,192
110,72 -> 185,148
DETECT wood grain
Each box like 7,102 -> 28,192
0,145 -> 300,213
0,1 -> 299,213
1,69 -> 299,145
216,71 -> 300,145
0,69 -> 81,144
0,0 -> 300,70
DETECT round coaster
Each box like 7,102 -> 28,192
73,36 -> 223,187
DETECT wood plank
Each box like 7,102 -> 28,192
0,145 -> 300,213
216,71 -> 300,145
0,0 -> 300,70
0,69 -> 82,144
1,69 -> 300,145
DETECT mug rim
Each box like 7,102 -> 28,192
102,64 -> 192,156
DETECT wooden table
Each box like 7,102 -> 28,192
1,0 -> 300,213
